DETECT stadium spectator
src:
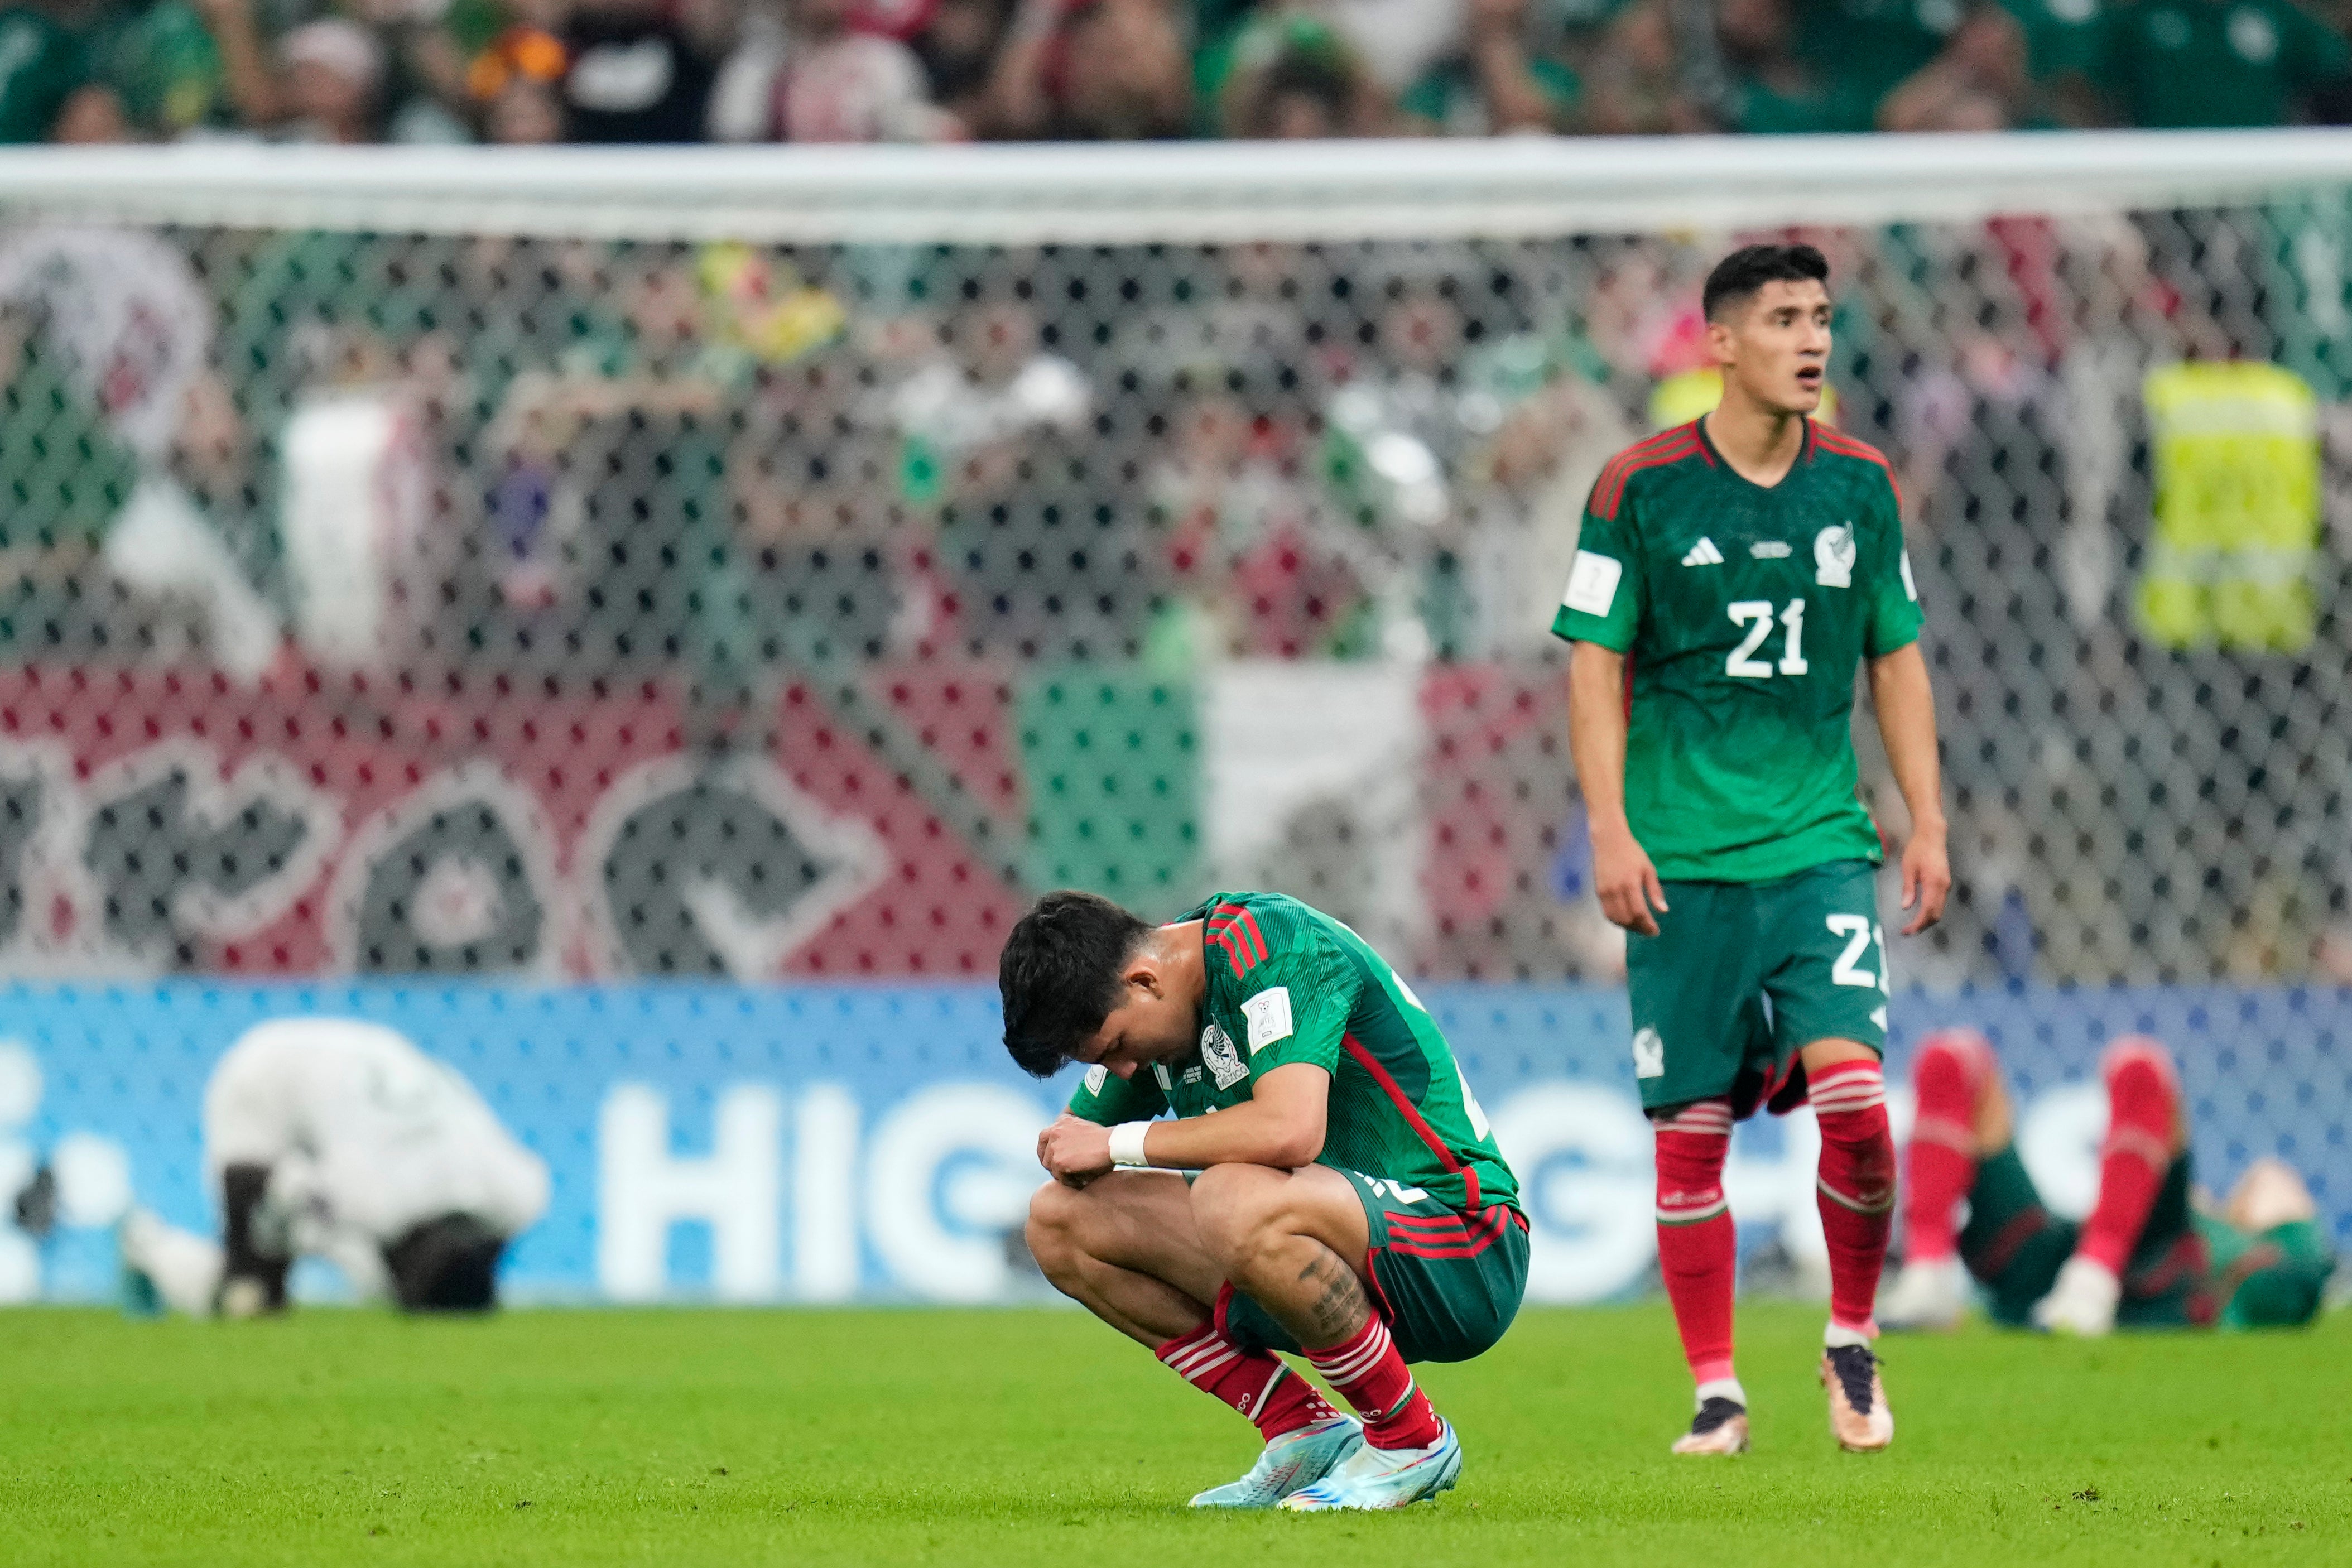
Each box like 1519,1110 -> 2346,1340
1580,0 -> 1707,134
1793,0 -> 1954,122
473,31 -> 574,144
0,0 -> 92,142
1879,6 -> 2032,131
986,0 -> 1192,140
911,0 -> 1015,126
49,81 -> 134,140
484,249 -> 761,728
769,0 -> 964,140
1401,0 -> 1580,134
276,19 -> 389,143
1706,0 -> 1874,133
562,0 -> 725,142
2089,0 -> 2352,127
1214,13 -> 1389,137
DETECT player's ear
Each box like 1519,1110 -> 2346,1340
1122,950 -> 1161,997
1704,312 -> 1737,368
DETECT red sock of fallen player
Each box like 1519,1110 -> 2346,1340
1906,1029 -> 1990,1262
1306,1315 -> 1443,1450
1653,1099 -> 1738,1389
2075,1037 -> 2180,1273
1811,1059 -> 1896,1336
1157,1324 -> 1341,1441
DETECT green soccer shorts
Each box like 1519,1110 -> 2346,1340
1956,1143 -> 2334,1329
1218,1168 -> 1529,1365
1625,858 -> 1889,1115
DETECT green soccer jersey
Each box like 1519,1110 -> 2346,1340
1550,418 -> 1923,883
1066,891 -> 1519,1216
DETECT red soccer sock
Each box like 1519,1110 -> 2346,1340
2076,1037 -> 2181,1275
1305,1315 -> 1444,1450
1652,1099 -> 1738,1387
1811,1059 -> 1896,1336
1906,1029 -> 1991,1262
1157,1324 -> 1342,1441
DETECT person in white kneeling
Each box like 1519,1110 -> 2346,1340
122,1017 -> 549,1316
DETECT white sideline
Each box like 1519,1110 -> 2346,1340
0,131 -> 2346,243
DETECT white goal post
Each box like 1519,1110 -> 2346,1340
0,130 -> 2350,242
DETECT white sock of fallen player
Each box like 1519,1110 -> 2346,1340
119,1208 -> 224,1316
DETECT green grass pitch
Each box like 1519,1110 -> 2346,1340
2,1302 -> 2343,1566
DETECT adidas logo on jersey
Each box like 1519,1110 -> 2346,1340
1681,538 -> 1724,566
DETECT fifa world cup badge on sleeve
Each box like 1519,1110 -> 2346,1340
1242,987 -> 1294,1054
1564,551 -> 1623,616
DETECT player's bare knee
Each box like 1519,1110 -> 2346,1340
1023,1180 -> 1088,1280
1190,1163 -> 1298,1276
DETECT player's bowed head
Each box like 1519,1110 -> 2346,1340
1000,889 -> 1329,1187
999,889 -> 1195,1084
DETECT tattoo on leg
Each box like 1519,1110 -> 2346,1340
1296,1247 -> 1370,1344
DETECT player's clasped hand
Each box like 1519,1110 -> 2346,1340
1899,824 -> 1952,935
1037,1112 -> 1114,1187
1592,828 -> 1670,937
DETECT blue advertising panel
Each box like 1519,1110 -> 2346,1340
0,983 -> 2341,1305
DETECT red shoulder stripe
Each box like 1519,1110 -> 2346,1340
1589,425 -> 1697,513
1205,906 -> 1268,969
1812,424 -> 1904,509
1232,908 -> 1268,964
1589,424 -> 1703,522
1341,1034 -> 1470,1196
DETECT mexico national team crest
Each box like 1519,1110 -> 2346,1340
1815,523 -> 1857,588
1632,1026 -> 1666,1079
1200,1022 -> 1247,1089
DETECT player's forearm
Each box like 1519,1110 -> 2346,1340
1868,643 -> 1947,836
1133,1100 -> 1324,1172
1567,642 -> 1636,839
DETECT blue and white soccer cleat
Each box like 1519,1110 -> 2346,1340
1189,1416 -> 1364,1508
1277,1419 -> 1462,1512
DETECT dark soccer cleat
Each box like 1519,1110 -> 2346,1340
1820,1344 -> 1893,1451
1671,1395 -> 1750,1455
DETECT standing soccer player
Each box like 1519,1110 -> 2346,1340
1001,888 -> 1527,1511
1556,244 -> 1951,1455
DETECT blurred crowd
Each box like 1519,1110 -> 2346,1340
4,203 -> 2349,979
4,0 -> 2352,147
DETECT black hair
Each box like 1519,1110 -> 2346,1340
1702,243 -> 1831,322
999,889 -> 1153,1077
384,1214 -> 506,1312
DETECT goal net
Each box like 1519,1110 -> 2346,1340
0,134 -> 2346,992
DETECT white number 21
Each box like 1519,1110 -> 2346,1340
1726,598 -> 1809,679
1827,914 -> 1890,993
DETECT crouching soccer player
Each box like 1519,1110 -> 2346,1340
1881,1029 -> 2336,1334
120,1017 -> 550,1316
1001,889 -> 1527,1512
1559,243 -> 1951,1455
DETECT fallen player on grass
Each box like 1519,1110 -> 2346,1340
1880,1029 -> 2335,1334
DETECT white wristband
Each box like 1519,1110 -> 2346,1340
1107,1122 -> 1153,1168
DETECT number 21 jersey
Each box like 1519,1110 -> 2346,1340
1550,418 -> 1923,883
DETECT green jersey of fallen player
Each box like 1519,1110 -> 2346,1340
1066,891 -> 1519,1216
1551,418 -> 1924,883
